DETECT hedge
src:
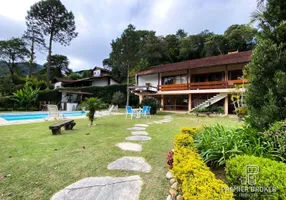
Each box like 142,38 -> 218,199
226,155 -> 286,199
172,128 -> 234,200
37,84 -> 139,105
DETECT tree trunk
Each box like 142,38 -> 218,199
126,63 -> 130,106
29,39 -> 35,78
47,33 -> 53,89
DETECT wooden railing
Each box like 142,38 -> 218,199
131,79 -> 248,92
189,81 -> 228,89
161,84 -> 189,91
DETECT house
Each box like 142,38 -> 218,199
131,50 -> 252,115
54,67 -> 119,111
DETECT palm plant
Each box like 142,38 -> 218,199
80,97 -> 106,126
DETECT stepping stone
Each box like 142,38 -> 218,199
127,127 -> 146,131
132,131 -> 148,136
116,142 -> 142,152
146,122 -> 154,125
51,175 -> 143,200
153,121 -> 163,124
107,157 -> 151,173
135,124 -> 149,127
126,136 -> 151,141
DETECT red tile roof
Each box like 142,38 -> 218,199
136,50 -> 252,76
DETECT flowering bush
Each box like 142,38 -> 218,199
263,121 -> 286,161
172,129 -> 234,199
180,127 -> 199,137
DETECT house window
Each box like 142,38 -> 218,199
228,70 -> 243,80
163,75 -> 187,85
191,72 -> 224,82
164,95 -> 188,111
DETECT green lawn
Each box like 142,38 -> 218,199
0,114 -> 240,200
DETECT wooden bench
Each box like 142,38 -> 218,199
49,120 -> 76,135
195,112 -> 212,117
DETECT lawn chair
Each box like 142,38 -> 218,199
141,106 -> 151,118
125,106 -> 134,119
98,105 -> 114,116
47,105 -> 65,120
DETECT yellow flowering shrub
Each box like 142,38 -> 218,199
172,130 -> 234,200
180,127 -> 199,136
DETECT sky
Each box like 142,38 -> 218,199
0,0 -> 257,71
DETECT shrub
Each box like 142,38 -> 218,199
139,97 -> 159,114
111,91 -> 126,106
195,125 -> 245,167
172,130 -> 234,200
180,127 -> 199,136
226,155 -> 286,199
263,120 -> 286,161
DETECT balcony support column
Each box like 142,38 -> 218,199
139,95 -> 144,103
224,94 -> 229,115
188,93 -> 192,111
161,95 -> 164,110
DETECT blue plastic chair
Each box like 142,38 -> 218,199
125,106 -> 134,119
141,106 -> 151,118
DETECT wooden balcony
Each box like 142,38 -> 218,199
160,79 -> 248,91
161,84 -> 189,91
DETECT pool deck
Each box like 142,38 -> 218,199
0,112 -> 123,126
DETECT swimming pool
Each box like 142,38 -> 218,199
0,111 -> 87,122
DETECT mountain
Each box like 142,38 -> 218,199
0,61 -> 43,76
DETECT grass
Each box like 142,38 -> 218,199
0,114 -> 240,200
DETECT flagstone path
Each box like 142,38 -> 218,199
51,115 -> 172,200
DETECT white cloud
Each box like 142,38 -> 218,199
0,0 -> 38,21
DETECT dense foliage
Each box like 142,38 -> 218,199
105,24 -> 257,83
139,97 -> 159,114
172,128 -> 234,200
245,0 -> 286,129
38,84 -> 139,106
226,155 -> 286,199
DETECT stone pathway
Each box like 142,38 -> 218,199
125,136 -> 152,141
116,142 -> 142,152
127,127 -> 146,131
51,176 -> 143,200
107,157 -> 152,173
131,131 -> 148,136
51,116 -> 173,199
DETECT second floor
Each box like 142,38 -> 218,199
132,51 -> 251,93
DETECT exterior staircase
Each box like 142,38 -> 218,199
191,93 -> 227,111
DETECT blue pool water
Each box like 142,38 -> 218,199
0,111 -> 86,121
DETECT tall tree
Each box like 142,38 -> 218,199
43,54 -> 72,78
26,0 -> 78,88
109,24 -> 141,105
176,29 -> 188,38
0,38 -> 29,84
204,34 -> 229,56
224,24 -> 257,51
164,34 -> 180,62
22,23 -> 46,77
245,0 -> 286,129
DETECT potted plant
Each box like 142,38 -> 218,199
80,97 -> 106,126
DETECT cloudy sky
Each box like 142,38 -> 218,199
0,0 -> 257,71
